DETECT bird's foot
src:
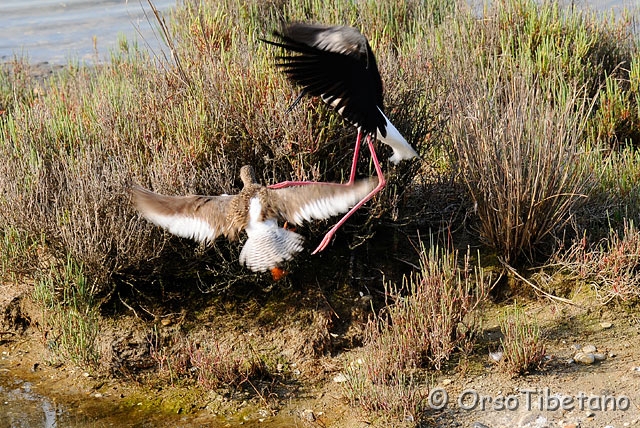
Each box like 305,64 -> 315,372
311,231 -> 335,255
270,266 -> 288,281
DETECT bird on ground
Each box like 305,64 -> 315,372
130,165 -> 376,274
261,22 -> 419,253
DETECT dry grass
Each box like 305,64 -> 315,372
341,239 -> 491,421
550,219 -> 640,302
497,303 -> 546,376
449,74 -> 594,262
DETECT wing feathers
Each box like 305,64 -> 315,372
263,23 -> 386,136
130,185 -> 234,243
274,178 -> 377,225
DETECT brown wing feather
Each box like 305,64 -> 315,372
130,185 -> 238,243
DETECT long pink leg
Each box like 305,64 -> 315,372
311,134 -> 386,254
268,131 -> 364,189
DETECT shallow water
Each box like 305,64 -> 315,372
0,380 -> 60,428
0,0 -> 633,65
0,0 -> 176,64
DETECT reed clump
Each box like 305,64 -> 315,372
341,240 -> 490,421
497,303 -> 546,376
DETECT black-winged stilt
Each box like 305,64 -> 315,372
261,22 -> 419,253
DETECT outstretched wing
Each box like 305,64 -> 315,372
262,22 -> 387,137
130,185 -> 236,243
272,177 -> 377,225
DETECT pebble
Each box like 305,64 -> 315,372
600,321 -> 613,329
518,414 -> 548,427
581,344 -> 597,353
573,352 -> 595,365
593,353 -> 607,361
472,423 -> 491,428
333,373 -> 347,383
300,409 -> 315,422
489,351 -> 503,362
585,411 -> 596,418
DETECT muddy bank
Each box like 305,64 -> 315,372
3,268 -> 640,428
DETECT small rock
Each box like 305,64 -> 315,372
574,352 -> 595,365
160,318 -> 172,327
632,367 -> 640,374
593,353 -> 607,361
333,373 -> 348,383
609,352 -> 616,358
489,351 -> 503,362
582,344 -> 597,353
519,414 -> 547,427
300,409 -> 315,422
600,322 -> 613,329
473,423 -> 491,428
441,378 -> 452,386
94,392 -> 103,398
563,423 -> 578,428
585,411 -> 596,418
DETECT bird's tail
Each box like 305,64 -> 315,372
239,226 -> 304,272
376,108 -> 420,164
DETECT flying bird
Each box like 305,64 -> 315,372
261,22 -> 419,253
131,165 -> 376,274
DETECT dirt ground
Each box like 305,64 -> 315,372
2,271 -> 640,428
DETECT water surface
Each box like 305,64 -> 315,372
0,0 -> 176,64
0,0 -> 634,65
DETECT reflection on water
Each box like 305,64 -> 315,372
0,367 -> 297,427
1,380 -> 61,428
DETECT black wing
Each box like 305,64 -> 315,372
262,23 -> 387,137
